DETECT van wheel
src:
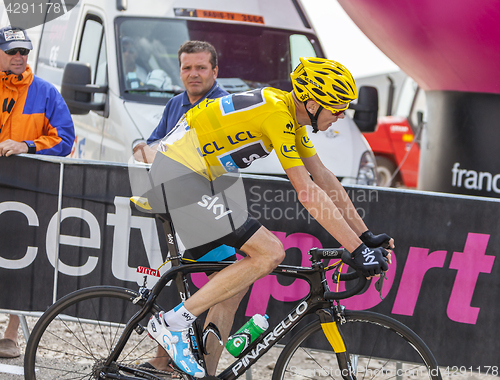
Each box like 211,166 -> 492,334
376,156 -> 400,187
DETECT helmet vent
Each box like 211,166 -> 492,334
294,85 -> 304,94
314,76 -> 325,85
334,79 -> 348,90
290,57 -> 357,108
311,88 -> 326,97
326,92 -> 339,102
333,85 -> 348,95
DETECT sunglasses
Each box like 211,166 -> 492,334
331,107 -> 348,116
5,48 -> 30,56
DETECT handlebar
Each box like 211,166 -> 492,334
308,248 -> 369,300
324,273 -> 367,300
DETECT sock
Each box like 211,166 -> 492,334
163,303 -> 197,331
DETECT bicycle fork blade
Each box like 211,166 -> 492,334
321,320 -> 357,380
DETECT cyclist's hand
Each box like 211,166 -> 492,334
360,230 -> 394,250
342,243 -> 389,278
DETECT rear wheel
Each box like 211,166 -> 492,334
272,310 -> 441,380
24,286 -> 182,379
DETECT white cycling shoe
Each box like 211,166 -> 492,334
147,312 -> 206,378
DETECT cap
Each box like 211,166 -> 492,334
0,26 -> 33,52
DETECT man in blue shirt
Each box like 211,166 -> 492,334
145,40 -> 228,145
134,41 -> 239,376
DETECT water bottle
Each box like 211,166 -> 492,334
225,314 -> 269,357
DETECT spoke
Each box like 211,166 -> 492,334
301,347 -> 338,380
88,299 -> 114,355
51,317 -> 96,359
39,331 -> 96,360
77,315 -> 102,359
284,367 -> 318,380
120,334 -> 156,364
28,363 -> 92,379
36,344 -> 95,361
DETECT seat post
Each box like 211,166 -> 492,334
158,215 -> 191,300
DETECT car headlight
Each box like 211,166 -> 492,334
357,151 -> 378,185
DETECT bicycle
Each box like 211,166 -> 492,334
24,200 -> 443,380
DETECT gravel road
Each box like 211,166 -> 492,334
1,313 -> 497,380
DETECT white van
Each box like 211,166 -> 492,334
31,0 -> 378,185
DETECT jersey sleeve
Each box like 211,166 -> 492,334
261,112 -> 309,170
295,125 -> 317,159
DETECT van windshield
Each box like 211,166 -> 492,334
116,17 -> 323,104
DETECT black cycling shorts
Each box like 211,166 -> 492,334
145,154 -> 261,255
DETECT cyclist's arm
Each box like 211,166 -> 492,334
133,142 -> 157,163
285,164 -> 362,253
301,153 -> 368,236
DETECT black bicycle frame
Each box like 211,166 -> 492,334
103,240 -> 363,379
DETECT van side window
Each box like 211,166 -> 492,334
94,36 -> 107,104
290,34 -> 317,70
35,1 -> 81,86
78,15 -> 107,104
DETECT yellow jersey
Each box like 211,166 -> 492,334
158,87 -> 317,178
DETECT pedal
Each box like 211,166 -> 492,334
202,322 -> 223,354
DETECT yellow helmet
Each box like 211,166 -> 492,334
290,57 -> 357,112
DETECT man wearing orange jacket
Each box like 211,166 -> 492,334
0,26 -> 74,157
0,26 -> 74,358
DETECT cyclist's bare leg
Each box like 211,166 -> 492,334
148,227 -> 282,372
184,226 -> 284,316
204,283 -> 248,375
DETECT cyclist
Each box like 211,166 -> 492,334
143,57 -> 394,378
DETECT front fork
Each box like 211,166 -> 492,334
317,306 -> 357,380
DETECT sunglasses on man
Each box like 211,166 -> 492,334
331,109 -> 346,116
4,48 -> 30,56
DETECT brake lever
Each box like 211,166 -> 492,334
374,272 -> 387,300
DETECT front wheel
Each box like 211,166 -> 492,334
272,310 -> 441,380
24,286 -> 170,380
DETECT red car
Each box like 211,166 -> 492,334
363,77 -> 426,188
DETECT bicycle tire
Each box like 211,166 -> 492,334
272,310 -> 442,380
24,286 -> 171,380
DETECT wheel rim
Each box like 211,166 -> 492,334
25,288 -> 163,379
276,314 -> 440,380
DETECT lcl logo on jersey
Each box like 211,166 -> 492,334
280,144 -> 300,159
301,136 -> 314,149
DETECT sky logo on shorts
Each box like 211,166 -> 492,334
280,144 -> 300,159
198,195 -> 233,220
